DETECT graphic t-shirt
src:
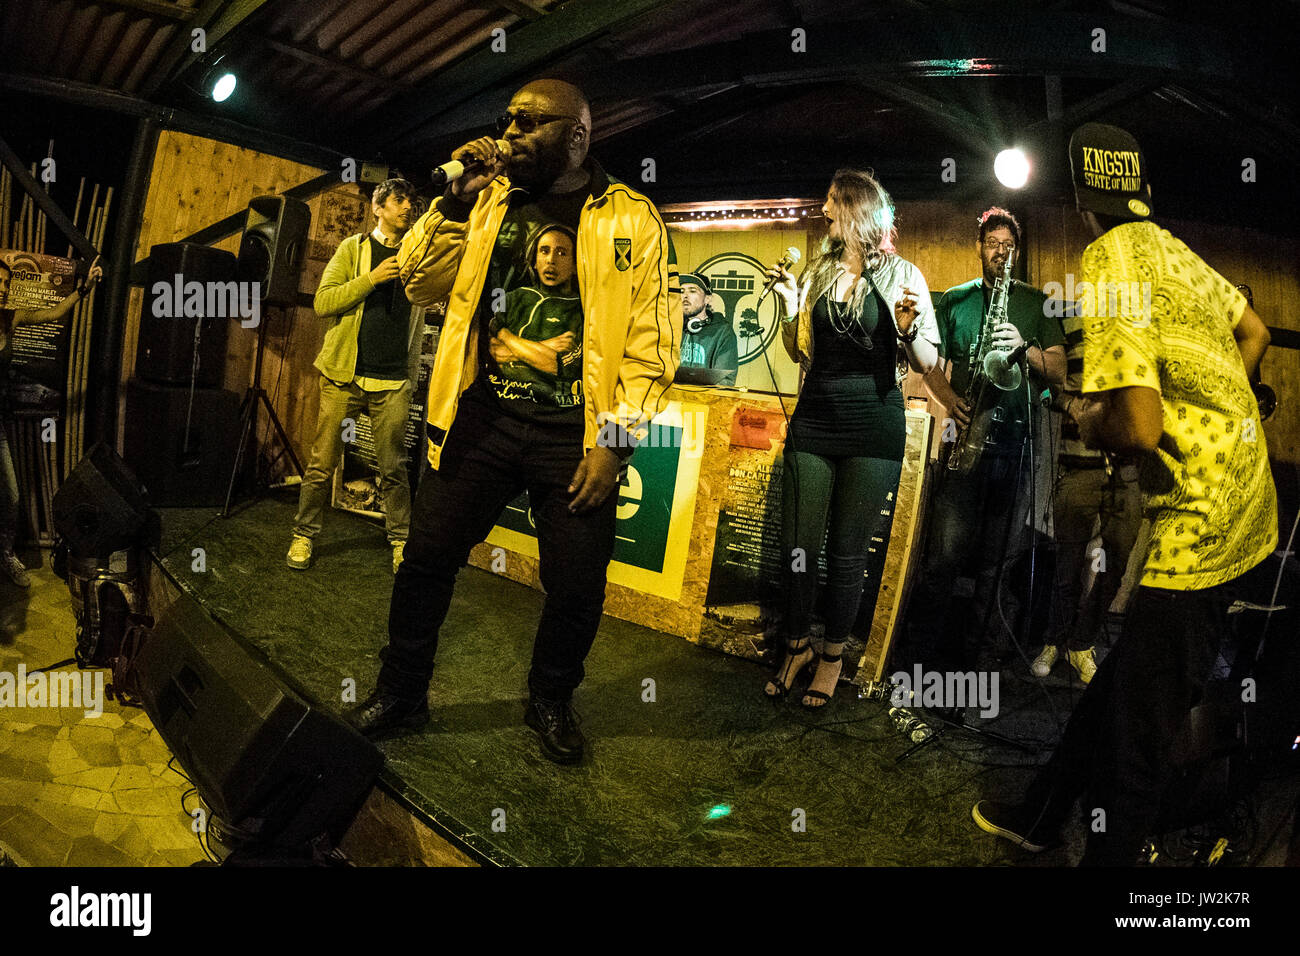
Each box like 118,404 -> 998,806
475,183 -> 590,426
1080,220 -> 1278,590
936,279 -> 1063,444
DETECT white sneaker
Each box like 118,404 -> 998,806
1,550 -> 30,587
392,541 -> 405,574
286,535 -> 312,570
1030,645 -> 1058,678
1069,648 -> 1098,684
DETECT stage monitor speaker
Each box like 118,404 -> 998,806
139,242 -> 238,387
124,378 -> 244,506
136,596 -> 383,853
53,443 -> 160,558
237,195 -> 310,307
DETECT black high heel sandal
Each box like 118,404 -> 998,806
764,639 -> 815,698
800,648 -> 844,709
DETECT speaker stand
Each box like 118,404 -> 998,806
223,309 -> 302,517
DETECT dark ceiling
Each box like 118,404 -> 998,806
3,0 -> 1299,230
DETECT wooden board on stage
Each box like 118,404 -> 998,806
854,409 -> 935,686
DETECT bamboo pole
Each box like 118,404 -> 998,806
67,176 -> 85,259
1,166 -> 10,249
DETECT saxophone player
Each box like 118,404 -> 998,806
904,208 -> 1066,682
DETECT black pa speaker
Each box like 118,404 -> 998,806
124,378 -> 244,506
139,242 -> 238,387
136,596 -> 383,853
53,443 -> 160,559
237,195 -> 310,307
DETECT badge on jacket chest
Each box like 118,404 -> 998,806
614,238 -> 632,271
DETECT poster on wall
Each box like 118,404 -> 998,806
704,403 -> 788,606
1,250 -> 76,416
692,251 -> 794,393
485,400 -> 706,602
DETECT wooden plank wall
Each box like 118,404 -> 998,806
117,130 -> 369,474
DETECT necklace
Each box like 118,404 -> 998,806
827,297 -> 856,336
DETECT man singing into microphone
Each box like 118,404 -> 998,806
347,79 -> 679,764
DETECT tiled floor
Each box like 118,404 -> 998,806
0,552 -> 206,866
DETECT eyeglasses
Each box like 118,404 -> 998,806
982,239 -> 1016,253
495,111 -> 580,135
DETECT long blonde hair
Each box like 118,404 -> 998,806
803,168 -> 897,312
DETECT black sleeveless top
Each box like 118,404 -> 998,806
786,287 -> 905,460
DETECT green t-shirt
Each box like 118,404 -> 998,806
936,279 -> 1064,440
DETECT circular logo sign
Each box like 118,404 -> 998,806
694,252 -> 784,367
1127,198 -> 1150,217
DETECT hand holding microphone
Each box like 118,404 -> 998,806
760,246 -> 802,316
434,137 -> 512,201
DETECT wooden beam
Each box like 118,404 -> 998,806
92,0 -> 192,21
1029,77 -> 1163,133
0,133 -> 98,261
0,71 -> 346,172
263,37 -> 408,90
493,0 -> 548,21
360,0 -> 666,150
139,0 -> 272,99
388,9 -> 1253,158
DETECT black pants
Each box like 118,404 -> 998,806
377,389 -> 617,703
781,449 -> 901,644
1022,557 -> 1276,865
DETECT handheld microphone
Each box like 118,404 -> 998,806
430,140 -> 512,187
756,247 -> 803,305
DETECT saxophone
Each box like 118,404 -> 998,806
945,253 -> 1022,474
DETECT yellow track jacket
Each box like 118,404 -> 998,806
397,160 -> 680,470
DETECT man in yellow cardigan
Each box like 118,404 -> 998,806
348,80 -> 679,764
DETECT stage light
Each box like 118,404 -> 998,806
707,804 -> 732,819
212,73 -> 237,102
994,148 -> 1030,189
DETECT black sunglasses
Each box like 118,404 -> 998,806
495,110 -> 580,135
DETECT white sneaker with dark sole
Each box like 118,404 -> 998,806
286,535 -> 312,569
1030,645 -> 1058,678
1,550 -> 31,588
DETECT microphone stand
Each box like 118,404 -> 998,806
896,346 -> 1040,762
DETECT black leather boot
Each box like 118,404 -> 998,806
346,690 -> 429,740
524,697 -> 585,764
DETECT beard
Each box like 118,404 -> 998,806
507,147 -> 571,193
